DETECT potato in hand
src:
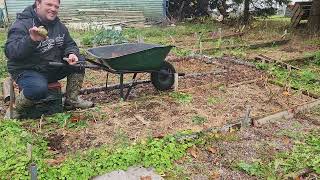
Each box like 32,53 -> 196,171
37,26 -> 48,37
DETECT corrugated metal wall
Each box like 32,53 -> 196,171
6,0 -> 166,23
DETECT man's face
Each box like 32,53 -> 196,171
36,0 -> 60,22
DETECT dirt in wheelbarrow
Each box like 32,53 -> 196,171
26,56 -> 314,156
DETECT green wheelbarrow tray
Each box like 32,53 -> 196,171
83,43 -> 177,100
86,43 -> 174,71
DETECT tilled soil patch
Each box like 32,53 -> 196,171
21,57 -> 315,156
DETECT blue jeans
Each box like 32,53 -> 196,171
15,66 -> 83,101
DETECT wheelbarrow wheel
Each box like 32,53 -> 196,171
151,61 -> 176,91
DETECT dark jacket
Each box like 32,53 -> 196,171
5,5 -> 79,79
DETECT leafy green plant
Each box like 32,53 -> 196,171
0,120 -> 50,179
298,70 -> 317,83
171,47 -> 192,57
0,119 -> 198,179
82,28 -> 128,46
170,92 -> 193,104
46,113 -> 87,129
314,51 -> 320,66
237,132 -> 320,178
217,84 -> 227,92
207,97 -> 223,105
237,161 -> 264,176
278,133 -> 320,175
255,62 -> 269,70
191,115 -> 207,125
256,62 -> 320,95
230,48 -> 246,58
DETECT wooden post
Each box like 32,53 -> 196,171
174,73 -> 179,91
241,106 -> 252,128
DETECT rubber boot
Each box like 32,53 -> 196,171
64,73 -> 94,110
4,108 -> 19,119
4,90 -> 34,119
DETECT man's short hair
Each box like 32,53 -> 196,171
35,0 -> 61,4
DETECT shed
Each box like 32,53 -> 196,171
288,1 -> 313,27
4,0 -> 167,24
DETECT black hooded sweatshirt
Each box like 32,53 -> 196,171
5,5 -> 79,79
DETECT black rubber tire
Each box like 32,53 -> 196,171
151,61 -> 176,91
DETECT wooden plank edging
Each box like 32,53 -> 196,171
253,99 -> 320,127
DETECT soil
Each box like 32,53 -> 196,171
18,56 -> 314,157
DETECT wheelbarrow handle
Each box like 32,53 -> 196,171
48,61 -> 101,70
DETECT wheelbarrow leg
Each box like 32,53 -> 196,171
124,73 -> 138,100
119,73 -> 124,100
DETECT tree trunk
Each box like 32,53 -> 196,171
243,0 -> 250,24
308,0 -> 320,33
197,0 -> 210,16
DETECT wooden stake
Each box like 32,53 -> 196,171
174,73 -> 179,91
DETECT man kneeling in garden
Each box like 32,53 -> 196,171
4,0 -> 93,118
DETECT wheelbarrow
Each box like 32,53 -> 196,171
50,43 -> 178,100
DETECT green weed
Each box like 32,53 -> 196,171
237,132 -> 320,179
0,31 -> 8,79
314,51 -> 320,65
205,132 -> 239,142
255,62 -> 269,70
0,120 -> 50,179
207,97 -> 223,105
46,113 -> 87,129
237,161 -> 264,177
171,47 -> 192,57
256,62 -> 320,95
81,28 -> 128,46
275,129 -> 306,141
0,120 -> 198,179
170,92 -> 193,104
230,48 -> 247,58
191,115 -> 207,125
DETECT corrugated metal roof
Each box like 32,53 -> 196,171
6,0 -> 166,22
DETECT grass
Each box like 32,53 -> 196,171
0,119 -> 198,179
169,92 -> 193,104
207,96 -> 223,105
237,131 -> 320,179
191,115 -> 207,125
255,61 -> 320,95
0,30 -> 8,80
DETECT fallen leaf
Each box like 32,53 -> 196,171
207,147 -> 218,154
282,137 -> 291,145
70,115 -> 81,123
153,132 -> 165,138
188,146 -> 198,159
140,176 -> 152,180
211,171 -> 220,179
282,91 -> 291,96
45,156 -> 66,166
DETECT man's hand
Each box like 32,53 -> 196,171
67,54 -> 78,65
29,26 -> 48,41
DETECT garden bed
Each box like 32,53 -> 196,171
20,56 -> 315,158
